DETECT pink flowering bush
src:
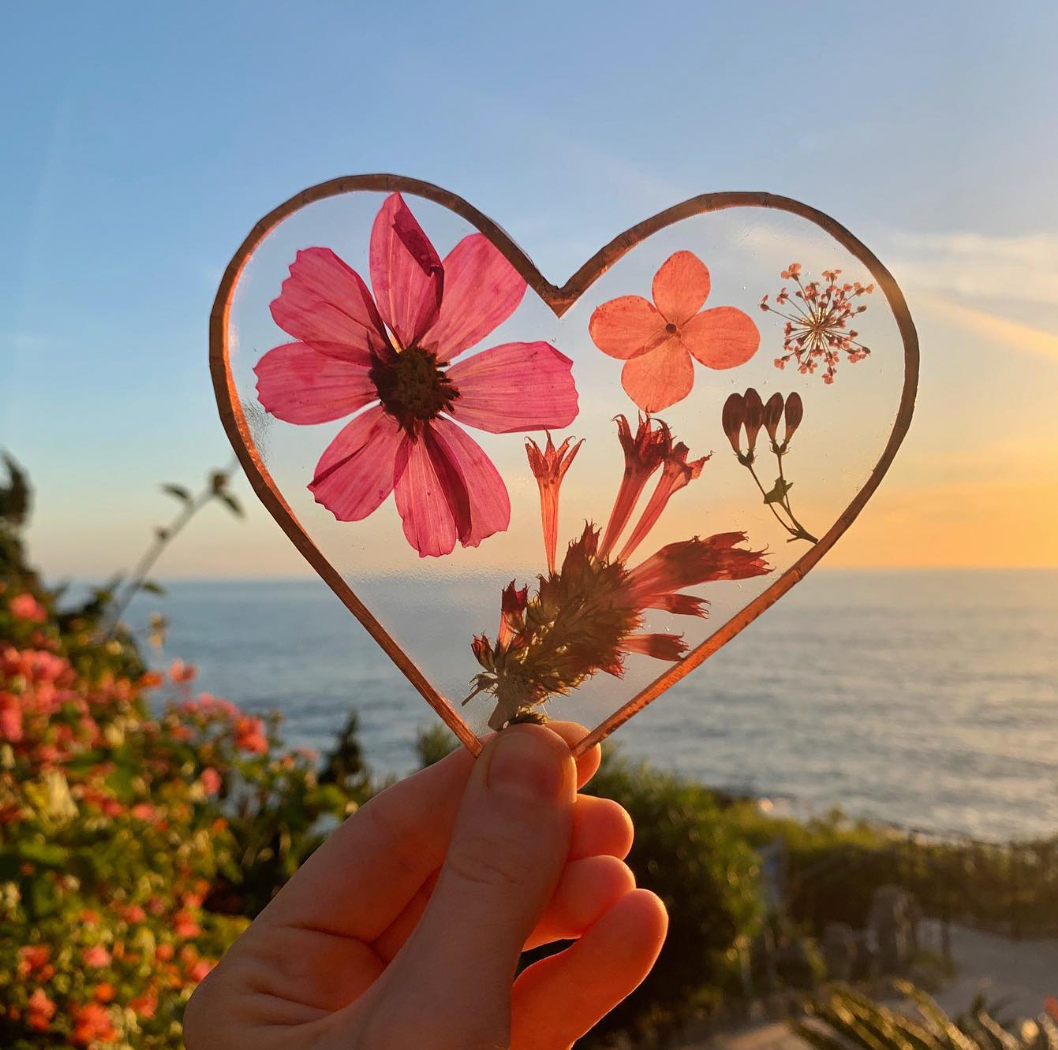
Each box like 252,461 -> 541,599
0,572 -> 370,1047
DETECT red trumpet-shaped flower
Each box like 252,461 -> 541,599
722,388 -> 765,464
525,433 -> 584,574
467,416 -> 770,729
600,414 -> 673,557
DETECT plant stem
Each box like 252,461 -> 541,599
774,450 -> 818,544
745,461 -> 799,538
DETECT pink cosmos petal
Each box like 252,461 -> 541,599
445,342 -> 578,434
254,343 -> 376,424
421,234 -> 527,362
621,339 -> 694,413
270,248 -> 387,360
680,306 -> 761,369
393,430 -> 461,558
588,296 -> 667,360
652,251 -> 712,327
370,193 -> 444,350
428,417 -> 511,548
308,406 -> 405,521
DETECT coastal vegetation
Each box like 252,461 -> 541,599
2,458 -> 1055,1047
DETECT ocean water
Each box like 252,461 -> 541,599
129,569 -> 1058,843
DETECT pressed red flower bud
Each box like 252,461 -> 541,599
498,580 -> 529,647
722,393 -> 745,453
763,392 -> 784,444
784,392 -> 804,443
743,388 -> 764,452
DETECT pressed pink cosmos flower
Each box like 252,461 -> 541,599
255,193 -> 579,558
589,251 -> 760,412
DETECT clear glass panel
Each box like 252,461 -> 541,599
225,189 -> 906,741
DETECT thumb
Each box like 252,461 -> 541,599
384,724 -> 575,1034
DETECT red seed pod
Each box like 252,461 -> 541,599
722,393 -> 745,453
784,392 -> 804,443
743,388 -> 764,452
763,392 -> 784,443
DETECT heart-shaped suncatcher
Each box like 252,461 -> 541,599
210,175 -> 918,759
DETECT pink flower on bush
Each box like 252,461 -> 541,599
129,987 -> 158,1019
26,988 -> 56,1032
254,192 -> 579,558
122,904 -> 147,924
188,958 -> 214,982
17,944 -> 54,980
234,715 -> 267,754
0,691 -> 22,742
174,909 -> 202,939
70,1001 -> 116,1047
82,944 -> 111,968
200,767 -> 222,795
9,593 -> 46,623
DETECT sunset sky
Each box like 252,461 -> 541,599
2,1 -> 1056,579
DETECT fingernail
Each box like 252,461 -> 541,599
487,727 -> 567,801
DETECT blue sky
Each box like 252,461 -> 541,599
2,1 -> 1057,578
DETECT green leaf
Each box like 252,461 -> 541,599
140,579 -> 166,596
218,492 -> 244,518
18,840 -> 70,867
106,764 -> 137,803
162,483 -> 192,503
763,477 -> 792,505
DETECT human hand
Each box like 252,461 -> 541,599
183,722 -> 667,1050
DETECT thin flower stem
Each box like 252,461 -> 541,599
774,451 -> 818,544
744,461 -> 799,538
103,459 -> 240,636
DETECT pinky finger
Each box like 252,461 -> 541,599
509,889 -> 668,1050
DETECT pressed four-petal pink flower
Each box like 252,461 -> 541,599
589,250 -> 760,412
255,193 -> 578,558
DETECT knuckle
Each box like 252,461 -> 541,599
444,828 -> 535,892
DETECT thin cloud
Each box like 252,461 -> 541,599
918,292 -> 1058,362
888,230 -> 1058,306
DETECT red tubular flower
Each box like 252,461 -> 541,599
525,433 -> 584,574
600,414 -> 672,557
617,442 -> 710,563
623,532 -> 770,613
784,392 -> 804,445
722,393 -> 745,455
743,389 -> 764,453
622,633 -> 688,660
763,392 -> 784,446
256,192 -> 579,558
498,580 -> 528,648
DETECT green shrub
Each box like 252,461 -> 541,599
0,463 -> 371,1048
580,752 -> 764,1046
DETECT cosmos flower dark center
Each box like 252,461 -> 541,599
371,346 -> 459,429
